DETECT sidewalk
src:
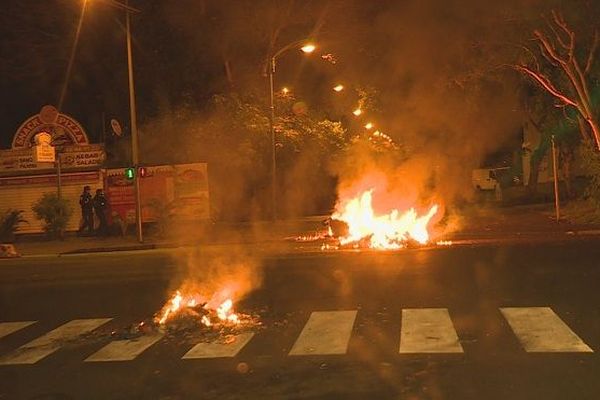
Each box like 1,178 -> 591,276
453,203 -> 600,238
6,205 -> 600,257
9,216 -> 329,257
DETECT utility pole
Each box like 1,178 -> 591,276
551,135 -> 560,222
269,57 -> 277,220
125,0 -> 143,242
56,153 -> 62,201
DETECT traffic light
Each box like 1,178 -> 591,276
125,167 -> 135,180
138,167 -> 147,178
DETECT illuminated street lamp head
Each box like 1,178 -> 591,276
353,108 -> 362,116
281,87 -> 290,95
333,84 -> 344,92
365,122 -> 374,130
301,44 -> 316,53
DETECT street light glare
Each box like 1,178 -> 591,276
365,122 -> 374,130
333,84 -> 344,92
353,108 -> 362,116
301,44 -> 316,53
281,87 -> 290,95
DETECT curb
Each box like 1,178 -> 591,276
6,229 -> 600,258
59,243 -> 159,255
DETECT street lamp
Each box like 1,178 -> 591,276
94,0 -> 143,242
268,40 -> 315,220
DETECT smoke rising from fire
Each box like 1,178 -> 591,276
137,0 -> 564,221
320,0 -> 543,205
158,245 -> 263,323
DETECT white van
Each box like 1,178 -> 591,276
472,167 -> 509,191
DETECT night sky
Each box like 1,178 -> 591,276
0,0 -> 595,158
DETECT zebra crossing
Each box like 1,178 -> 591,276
0,307 -> 595,365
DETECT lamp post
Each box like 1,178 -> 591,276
268,41 -> 315,220
124,0 -> 143,243
95,0 -> 142,241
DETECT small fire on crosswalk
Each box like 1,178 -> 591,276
155,287 -> 245,328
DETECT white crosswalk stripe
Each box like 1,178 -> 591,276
182,332 -> 254,359
0,318 -> 112,365
0,306 -> 598,364
0,322 -> 36,340
500,307 -> 593,353
399,308 -> 463,354
85,332 -> 164,362
289,310 -> 357,356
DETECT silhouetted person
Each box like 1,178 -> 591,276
78,186 -> 94,235
93,188 -> 109,236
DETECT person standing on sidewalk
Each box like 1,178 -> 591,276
78,186 -> 94,235
93,188 -> 109,236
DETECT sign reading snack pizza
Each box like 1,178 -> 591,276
12,105 -> 89,149
0,105 -> 105,173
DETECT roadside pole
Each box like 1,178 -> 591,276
551,135 -> 560,222
56,153 -> 62,201
125,0 -> 143,243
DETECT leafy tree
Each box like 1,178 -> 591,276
579,143 -> 600,208
139,90 -> 351,219
514,9 -> 600,150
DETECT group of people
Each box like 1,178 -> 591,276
78,186 -> 110,236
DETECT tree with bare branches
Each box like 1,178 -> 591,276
514,10 -> 600,150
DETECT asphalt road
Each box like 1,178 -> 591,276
1,240 -> 600,400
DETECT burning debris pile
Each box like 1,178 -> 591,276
106,290 -> 260,344
158,291 -> 242,327
149,252 -> 263,337
106,249 -> 264,344
153,288 -> 261,335
329,189 -> 439,249
296,186 -> 445,250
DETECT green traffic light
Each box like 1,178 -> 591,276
125,168 -> 134,179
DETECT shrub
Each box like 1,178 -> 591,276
579,144 -> 600,209
0,210 -> 27,242
32,193 -> 73,239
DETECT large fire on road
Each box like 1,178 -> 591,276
331,188 -> 439,249
329,188 -> 439,249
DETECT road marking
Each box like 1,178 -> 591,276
399,308 -> 463,354
0,318 -> 112,365
85,332 -> 164,362
0,322 -> 36,340
289,310 -> 357,356
182,332 -> 254,359
501,307 -> 593,353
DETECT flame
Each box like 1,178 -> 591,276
331,189 -> 438,249
216,299 -> 239,323
157,290 -> 183,325
155,290 -> 241,327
